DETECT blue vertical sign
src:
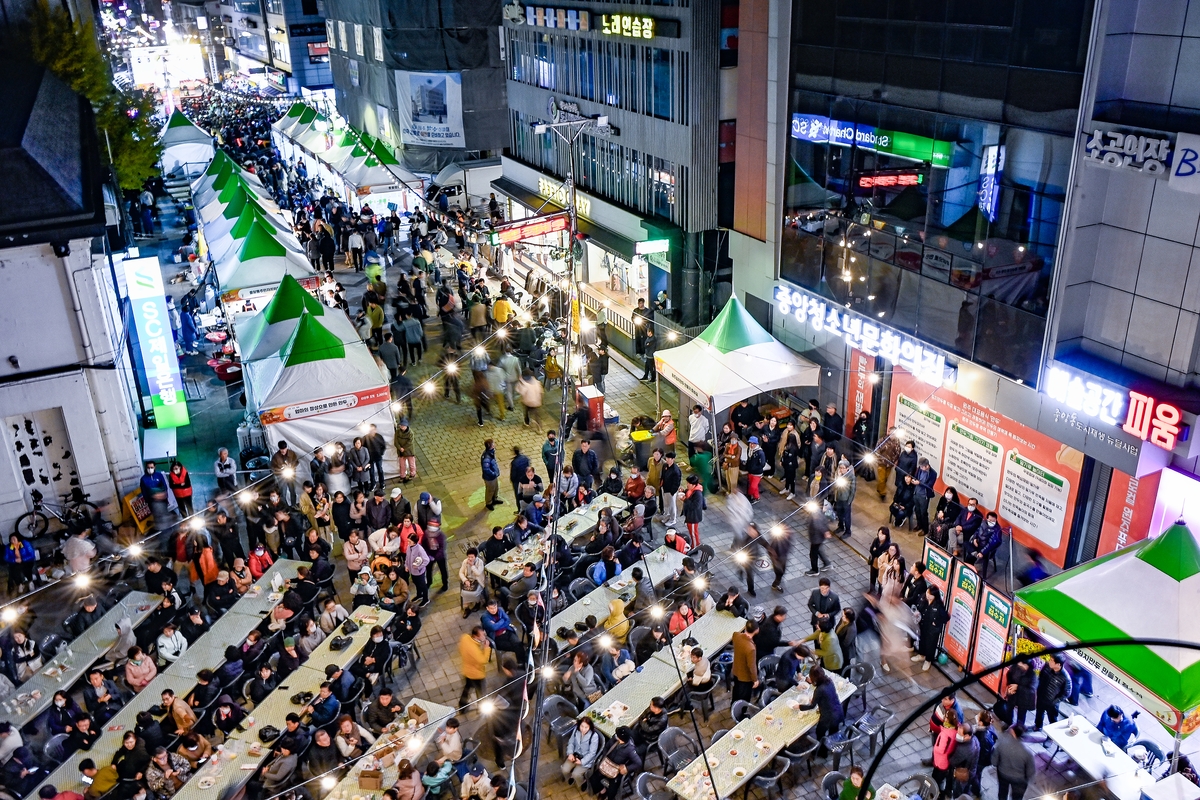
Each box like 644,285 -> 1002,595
123,257 -> 190,428
978,144 -> 1004,222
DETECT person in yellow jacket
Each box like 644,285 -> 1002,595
458,626 -> 492,707
492,295 -> 513,325
604,597 -> 631,641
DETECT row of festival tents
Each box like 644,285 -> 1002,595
160,110 -> 216,178
269,102 -> 421,197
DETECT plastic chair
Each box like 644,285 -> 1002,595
43,733 -> 69,764
686,545 -> 715,572
745,755 -> 788,800
636,773 -> 671,800
657,726 -> 700,775
731,700 -> 760,722
1130,739 -> 1166,774
241,677 -> 256,703
451,737 -> 481,778
757,655 -> 780,690
543,695 -> 581,758
823,727 -> 863,772
854,705 -> 895,757
687,679 -> 719,722
843,662 -> 874,716
40,633 -> 64,660
570,577 -> 598,601
897,773 -> 939,800
710,729 -> 729,747
822,771 -> 846,800
783,735 -> 821,780
760,687 -> 782,706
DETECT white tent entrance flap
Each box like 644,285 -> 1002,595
654,296 -> 821,413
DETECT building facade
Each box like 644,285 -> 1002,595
321,0 -> 509,172
493,0 -> 724,340
728,0 -> 1200,570
216,0 -> 331,92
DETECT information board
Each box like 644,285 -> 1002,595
969,584 -> 1013,693
921,539 -> 952,596
944,560 -> 981,667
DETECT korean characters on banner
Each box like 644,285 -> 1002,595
892,367 -> 1084,567
943,560 -> 981,668
1096,469 -> 1161,557
1082,126 -> 1173,177
969,585 -> 1013,693
774,285 -> 947,385
921,539 -> 952,596
845,349 -> 875,438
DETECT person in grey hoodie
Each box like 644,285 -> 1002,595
992,723 -> 1036,800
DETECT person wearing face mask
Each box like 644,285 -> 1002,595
905,457 -> 938,534
946,722 -> 980,799
354,625 -> 390,683
952,498 -> 984,554
931,488 -> 962,548
248,541 -> 273,580
964,512 -> 1004,574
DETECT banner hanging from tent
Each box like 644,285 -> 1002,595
395,71 -> 466,148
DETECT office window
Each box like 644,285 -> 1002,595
373,27 -> 384,61
264,0 -> 282,13
231,0 -> 258,13
326,19 -> 336,49
272,38 -> 289,62
337,20 -> 346,51
354,24 -> 364,56
300,0 -> 317,14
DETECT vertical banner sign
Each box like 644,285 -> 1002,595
845,348 -> 874,438
890,367 -> 1083,567
395,71 -> 465,148
1096,469 -> 1161,556
970,585 -> 1013,693
123,257 -> 190,428
921,539 -> 952,596
944,560 -> 981,668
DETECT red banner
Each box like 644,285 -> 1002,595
845,348 -> 874,438
259,386 -> 391,424
888,367 -> 1084,567
1096,469 -> 1161,556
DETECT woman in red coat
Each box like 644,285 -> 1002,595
168,462 -> 193,517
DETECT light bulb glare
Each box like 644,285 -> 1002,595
74,574 -> 90,588
320,777 -> 337,789
480,700 -> 495,715
1,607 -> 18,622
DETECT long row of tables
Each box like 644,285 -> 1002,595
4,591 -> 161,729
668,672 -> 856,800
485,493 -> 631,583
173,605 -> 396,800
33,560 -> 306,798
584,611 -> 747,737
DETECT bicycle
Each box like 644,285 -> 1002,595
14,488 -> 98,539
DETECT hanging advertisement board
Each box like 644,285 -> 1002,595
921,539 -> 952,596
969,585 -> 1013,693
890,367 -> 1084,567
1096,469 -> 1162,556
944,560 -> 981,668
395,71 -> 465,148
123,257 -> 190,428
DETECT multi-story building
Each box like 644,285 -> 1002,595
321,0 -> 509,170
493,0 -> 725,340
217,0 -> 330,92
0,59 -> 143,535
728,0 -> 1200,570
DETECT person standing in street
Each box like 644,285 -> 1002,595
140,462 -> 171,529
378,333 -> 402,382
542,430 -> 561,478
632,297 -> 653,355
572,440 -> 600,491
908,457 -> 938,534
992,724 -> 1035,800
214,448 -> 237,494
659,451 -> 682,527
823,403 -> 844,447
517,370 -> 544,427
745,437 -> 766,503
876,427 -> 901,500
686,405 -> 710,458
363,424 -> 387,492
394,418 -> 416,482
804,501 -> 832,576
640,328 -> 657,382
481,439 -> 502,510
833,458 -> 856,539
457,626 -> 491,707
731,621 -> 759,702
270,441 -> 300,506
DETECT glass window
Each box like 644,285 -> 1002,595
651,48 -> 672,120
231,0 -> 259,14
264,0 -> 282,14
272,38 -> 289,62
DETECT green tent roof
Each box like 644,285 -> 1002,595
371,140 -> 400,165
296,106 -> 318,126
227,203 -> 279,240
203,150 -> 232,176
284,313 -> 345,366
334,130 -> 358,148
283,102 -> 306,119
263,275 -> 324,324
235,221 -> 288,262
167,110 -> 196,130
695,296 -> 776,353
1138,521 -> 1200,581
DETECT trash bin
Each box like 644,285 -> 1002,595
690,451 -> 717,493
630,429 -> 654,470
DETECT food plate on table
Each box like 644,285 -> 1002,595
728,749 -> 738,756
732,768 -> 747,779
197,778 -> 217,789
731,731 -> 744,740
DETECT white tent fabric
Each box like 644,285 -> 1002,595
654,297 -> 821,413
160,111 -> 214,177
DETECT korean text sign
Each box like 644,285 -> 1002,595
944,560 -> 981,668
891,367 -> 1083,567
123,257 -> 190,428
921,539 -> 952,596
969,585 -> 1012,693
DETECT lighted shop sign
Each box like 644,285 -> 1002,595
537,176 -> 591,217
857,172 -> 923,188
774,284 -> 947,386
1043,365 -> 1186,452
790,113 -> 954,168
522,6 -> 680,38
635,239 -> 670,254
978,144 -> 1004,222
488,212 -> 571,246
601,13 -> 654,39
123,257 -> 190,429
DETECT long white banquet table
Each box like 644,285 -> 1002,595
31,560 -> 305,798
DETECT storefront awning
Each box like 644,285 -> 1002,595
490,176 -> 637,260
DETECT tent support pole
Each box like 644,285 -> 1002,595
1173,731 -> 1182,773
709,405 -> 721,491
1008,528 -> 1015,595
655,371 -> 660,415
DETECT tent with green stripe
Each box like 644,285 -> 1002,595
199,177 -> 279,225
235,275 -> 361,361
272,102 -> 309,136
243,310 -> 394,469
653,296 -> 820,412
191,150 -> 265,199
160,110 -> 214,177
1014,521 -> 1200,733
205,202 -> 303,264
215,221 -> 315,300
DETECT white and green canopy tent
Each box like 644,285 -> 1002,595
653,296 -> 821,414
234,274 -> 359,361
1014,521 -> 1200,735
199,177 -> 279,226
243,311 -> 395,473
340,140 -> 420,193
191,151 -> 265,201
160,110 -> 214,177
292,112 -> 334,155
206,202 -> 303,264
196,168 -> 275,215
215,221 -> 316,315
271,102 -> 311,138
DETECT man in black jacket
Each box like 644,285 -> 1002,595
659,452 -> 682,528
715,586 -> 749,618
901,562 -> 928,608
143,558 -> 177,597
822,403 -> 844,446
362,424 -> 387,493
1033,655 -> 1070,730
633,696 -> 668,757
806,579 -> 841,631
753,606 -> 801,660
572,440 -> 600,490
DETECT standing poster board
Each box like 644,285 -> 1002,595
944,560 -> 981,667
921,539 -> 952,596
970,584 -> 1014,693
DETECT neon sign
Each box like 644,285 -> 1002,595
858,172 -> 924,188
123,257 -> 190,428
488,212 -> 571,246
1043,365 -> 1186,452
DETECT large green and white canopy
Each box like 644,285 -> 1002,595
206,202 -> 302,264
272,102 -> 310,136
233,274 -> 363,362
1015,522 -> 1200,733
215,221 -> 315,294
199,177 -> 279,225
654,296 -> 821,413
